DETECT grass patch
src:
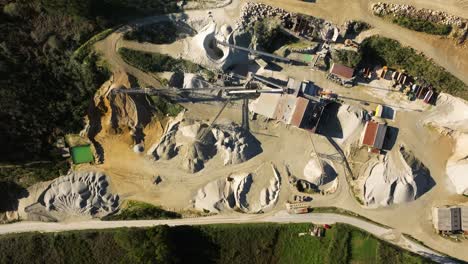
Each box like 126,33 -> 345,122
360,36 -> 468,100
118,47 -> 205,73
0,161 -> 69,188
102,200 -> 181,221
390,16 -> 452,36
350,230 -> 379,263
150,95 -> 184,117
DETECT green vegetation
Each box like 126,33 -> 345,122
350,230 -> 379,263
333,49 -> 362,68
103,200 -> 181,221
150,96 -> 184,117
0,161 -> 69,188
0,223 -> 434,264
73,28 -> 114,62
70,145 -> 94,164
0,0 -> 180,191
124,21 -> 177,44
391,16 -> 452,36
252,18 -> 296,53
118,47 -> 205,73
360,36 -> 468,100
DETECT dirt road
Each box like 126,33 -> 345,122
0,211 -> 456,263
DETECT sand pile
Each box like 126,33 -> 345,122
152,120 -> 261,173
258,165 -> 281,211
194,165 -> 281,213
25,171 -> 119,221
336,104 -> 365,144
424,93 -> 468,195
212,123 -> 262,165
363,146 -> 432,207
176,122 -> 216,173
303,158 -> 337,187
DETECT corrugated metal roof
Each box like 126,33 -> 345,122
287,78 -> 301,97
249,93 -> 281,119
462,207 -> 468,231
433,207 -> 462,231
362,121 -> 378,146
374,124 -> 387,149
290,97 -> 310,128
330,63 -> 355,79
274,94 -> 297,124
361,121 -> 387,149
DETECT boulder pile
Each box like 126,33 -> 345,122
236,2 -> 294,29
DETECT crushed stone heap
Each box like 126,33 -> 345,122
151,120 -> 261,173
26,171 -> 119,221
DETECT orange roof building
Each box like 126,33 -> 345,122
360,120 -> 387,150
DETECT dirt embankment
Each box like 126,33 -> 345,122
84,72 -> 169,163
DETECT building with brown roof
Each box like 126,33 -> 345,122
329,63 -> 355,80
360,120 -> 387,151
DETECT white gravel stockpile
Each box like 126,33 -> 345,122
336,104 -> 364,144
303,158 -> 337,186
424,93 -> 468,195
42,171 -> 119,218
363,147 -> 431,207
194,166 -> 281,213
152,120 -> 261,173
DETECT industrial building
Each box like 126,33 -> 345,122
327,63 -> 355,87
249,78 -> 327,132
432,206 -> 468,234
360,120 -> 387,153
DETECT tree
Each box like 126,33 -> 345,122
114,226 -> 176,264
333,49 -> 362,68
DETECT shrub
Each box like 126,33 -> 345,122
102,200 -> 181,220
391,16 -> 452,35
124,21 -> 177,44
333,49 -> 362,68
118,47 -> 204,73
150,96 -> 184,117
